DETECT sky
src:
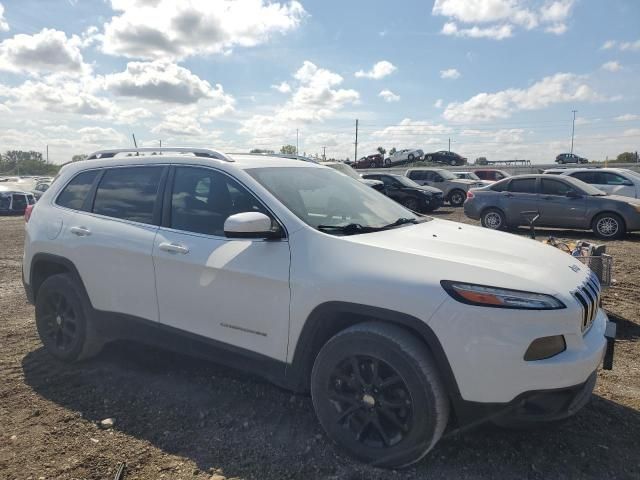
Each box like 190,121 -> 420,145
0,0 -> 639,165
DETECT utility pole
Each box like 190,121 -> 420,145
322,146 -> 326,161
570,109 -> 577,154
448,138 -> 451,153
159,139 -> 162,148
296,129 -> 299,155
354,119 -> 359,164
46,144 -> 49,163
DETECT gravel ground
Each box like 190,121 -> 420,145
0,211 -> 638,480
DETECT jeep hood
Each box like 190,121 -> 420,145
345,219 -> 590,294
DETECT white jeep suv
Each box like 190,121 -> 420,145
23,148 -> 615,468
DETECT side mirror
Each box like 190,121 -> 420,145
224,212 -> 282,239
566,190 -> 582,198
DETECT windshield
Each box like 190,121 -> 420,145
247,167 -> 420,232
325,162 -> 360,180
394,175 -> 422,188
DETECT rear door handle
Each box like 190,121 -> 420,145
70,226 -> 91,236
158,242 -> 190,255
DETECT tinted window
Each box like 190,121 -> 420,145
541,179 -> 574,196
508,178 -> 537,193
93,167 -> 163,224
407,170 -> 424,181
601,172 -> 629,185
491,179 -> 508,192
170,167 -> 267,236
56,170 -> 98,211
571,171 -> 596,183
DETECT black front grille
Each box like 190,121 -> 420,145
573,272 -> 601,333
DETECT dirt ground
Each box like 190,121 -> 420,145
1,211 -> 638,480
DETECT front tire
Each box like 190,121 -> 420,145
481,208 -> 506,230
408,154 -> 415,162
311,322 -> 449,468
592,212 -> 624,239
35,273 -> 101,362
448,189 -> 466,207
402,197 -> 419,212
449,159 -> 456,166
370,161 -> 377,168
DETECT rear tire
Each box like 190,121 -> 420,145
311,322 -> 449,468
481,208 -> 506,230
370,161 -> 377,168
592,212 -> 625,239
448,189 -> 466,207
35,273 -> 102,362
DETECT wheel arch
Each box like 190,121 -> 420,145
590,210 -> 627,232
30,253 -> 90,305
287,302 -> 461,404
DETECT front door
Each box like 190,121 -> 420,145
152,166 -> 291,361
502,177 -> 539,226
538,178 -> 586,228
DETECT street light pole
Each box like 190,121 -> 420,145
570,110 -> 577,154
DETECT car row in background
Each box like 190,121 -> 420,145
361,173 -> 443,213
0,185 -> 36,214
464,174 -> 640,239
544,167 -> 639,198
406,168 -> 483,206
351,149 -> 468,169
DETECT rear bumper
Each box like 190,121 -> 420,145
463,201 -> 481,219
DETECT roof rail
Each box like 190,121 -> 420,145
86,147 -> 233,162
227,152 -> 318,163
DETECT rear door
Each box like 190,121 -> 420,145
60,166 -> 165,322
502,177 -> 539,226
538,178 -> 586,228
152,166 -> 291,361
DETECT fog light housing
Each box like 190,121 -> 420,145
524,335 -> 566,361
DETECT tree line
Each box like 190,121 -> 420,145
0,150 -> 60,176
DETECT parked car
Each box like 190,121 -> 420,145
452,171 -> 493,186
424,150 -> 467,166
323,161 -> 384,191
543,168 -> 640,199
361,173 -> 444,212
384,148 -> 424,167
352,153 -> 384,169
464,174 -> 640,239
473,169 -> 511,182
23,147 -> 615,468
405,167 -> 484,206
556,153 -> 588,164
32,181 -> 51,201
0,185 -> 36,214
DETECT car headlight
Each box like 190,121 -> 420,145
441,281 -> 565,310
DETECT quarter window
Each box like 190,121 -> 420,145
508,178 -> 537,193
56,170 -> 99,211
93,166 -> 163,224
170,167 -> 267,236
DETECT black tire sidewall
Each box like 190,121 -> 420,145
35,274 -> 90,361
403,198 -> 419,211
449,190 -> 465,206
311,331 -> 441,467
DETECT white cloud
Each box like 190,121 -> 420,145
379,89 -> 400,102
434,0 -> 575,39
434,99 -> 444,108
241,61 -> 359,141
440,68 -> 461,79
619,39 -> 640,51
355,60 -> 397,79
104,60 -> 231,105
271,81 -> 292,93
371,118 -> 452,146
601,61 -> 621,72
615,114 -> 639,122
114,107 -> 154,125
0,3 -> 8,31
442,22 -> 513,40
151,115 -> 208,137
101,0 -> 306,60
601,40 -> 616,50
78,126 -> 126,144
443,73 -> 602,122
0,28 -> 86,75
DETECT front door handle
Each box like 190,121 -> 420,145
70,226 -> 91,236
158,242 -> 190,255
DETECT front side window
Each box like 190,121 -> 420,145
571,171 -> 596,184
93,166 -> 163,224
56,170 -> 99,211
247,167 -> 419,231
541,179 -> 575,196
508,178 -> 537,193
407,170 -> 424,181
170,167 -> 267,236
601,172 -> 629,186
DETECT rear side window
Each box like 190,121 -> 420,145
508,178 -> 537,193
407,170 -> 424,181
571,171 -> 596,183
56,170 -> 99,211
93,166 -> 163,224
491,179 -> 508,192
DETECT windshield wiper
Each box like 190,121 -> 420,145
318,218 -> 420,235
